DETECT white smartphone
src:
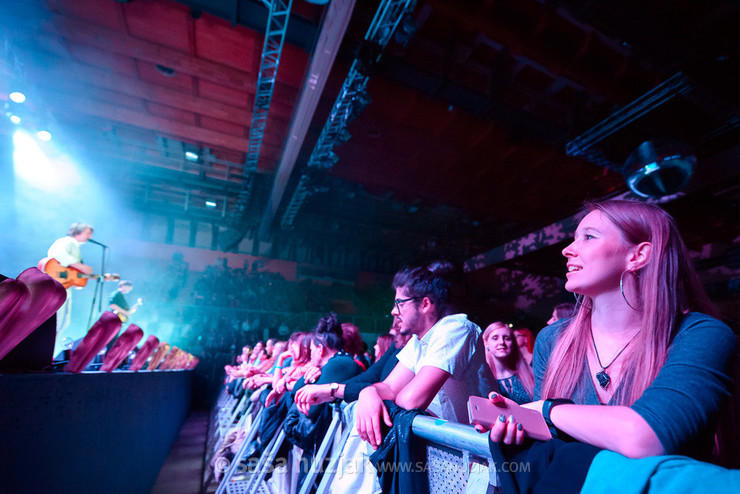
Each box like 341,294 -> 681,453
468,395 -> 552,441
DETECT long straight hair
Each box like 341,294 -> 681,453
541,200 -> 718,405
288,331 -> 310,365
484,322 -> 535,397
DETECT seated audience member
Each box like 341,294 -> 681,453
484,322 -> 534,404
485,200 -> 736,467
546,302 -> 577,325
513,327 -> 534,365
373,333 -> 394,362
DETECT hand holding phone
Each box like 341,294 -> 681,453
468,394 -> 551,441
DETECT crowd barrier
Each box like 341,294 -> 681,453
205,385 -> 498,494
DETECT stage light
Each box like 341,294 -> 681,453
9,115 -> 21,124
13,129 -> 54,186
205,200 -> 217,208
624,140 -> 694,198
37,130 -> 52,141
9,91 -> 26,104
185,151 -> 199,161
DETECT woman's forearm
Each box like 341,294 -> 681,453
550,404 -> 664,458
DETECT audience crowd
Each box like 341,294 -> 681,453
206,199 -> 738,494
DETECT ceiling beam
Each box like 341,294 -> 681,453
258,0 -> 358,238
426,0 -> 652,105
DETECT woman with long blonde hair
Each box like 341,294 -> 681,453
487,199 -> 735,460
483,322 -> 534,404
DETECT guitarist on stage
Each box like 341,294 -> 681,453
46,222 -> 94,334
108,280 -> 138,322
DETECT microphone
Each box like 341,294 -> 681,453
88,238 -> 108,248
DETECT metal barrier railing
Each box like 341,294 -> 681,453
206,382 -> 497,494
412,416 -> 497,494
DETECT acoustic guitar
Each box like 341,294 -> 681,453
115,298 -> 143,323
40,257 -> 119,289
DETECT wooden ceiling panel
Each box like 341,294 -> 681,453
276,44 -> 312,89
64,42 -> 138,78
123,0 -> 192,53
198,79 -> 251,110
514,65 -> 556,93
47,0 -> 127,33
575,35 -> 629,79
365,78 -> 417,125
468,40 -> 504,67
551,83 -> 586,106
536,11 -> 589,55
199,114 -> 245,138
398,40 -> 445,76
397,96 -> 456,136
442,114 -> 493,149
146,101 -> 198,126
269,84 -> 302,116
193,15 -> 260,74
209,147 -> 245,165
136,60 -> 195,92
451,65 -> 491,95
48,12 -> 256,92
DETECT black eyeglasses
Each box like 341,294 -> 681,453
394,296 -> 420,312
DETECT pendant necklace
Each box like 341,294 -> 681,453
590,328 -> 640,389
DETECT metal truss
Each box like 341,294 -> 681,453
246,0 -> 294,172
280,173 -> 311,229
223,0 -> 293,248
565,72 -> 692,171
280,0 -> 417,229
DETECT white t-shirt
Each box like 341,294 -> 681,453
47,236 -> 82,267
396,313 -> 495,423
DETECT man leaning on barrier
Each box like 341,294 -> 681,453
308,261 -> 495,493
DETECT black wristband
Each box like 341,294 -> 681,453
542,398 -> 574,440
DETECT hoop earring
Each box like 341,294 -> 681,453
620,270 -> 639,311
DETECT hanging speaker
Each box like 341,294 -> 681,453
623,139 -> 695,198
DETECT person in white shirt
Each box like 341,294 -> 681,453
355,261 -> 494,447
46,222 -> 94,334
324,262 -> 494,494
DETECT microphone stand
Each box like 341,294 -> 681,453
86,242 -> 109,330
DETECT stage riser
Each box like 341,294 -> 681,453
0,370 -> 193,494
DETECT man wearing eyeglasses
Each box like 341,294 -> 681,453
312,262 -> 493,493
354,261 -> 494,450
